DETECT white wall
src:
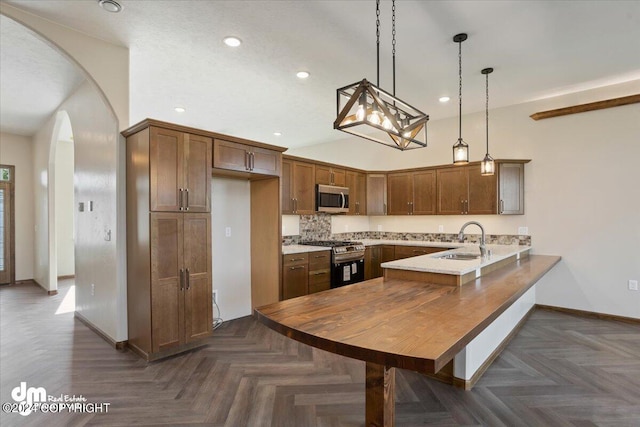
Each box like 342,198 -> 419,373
54,138 -> 75,277
288,80 -> 640,319
0,132 -> 34,281
282,215 -> 300,237
0,3 -> 129,131
212,177 -> 252,321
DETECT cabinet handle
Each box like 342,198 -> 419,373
465,200 -> 469,214
289,266 -> 305,270
313,254 -> 327,259
407,201 -> 410,214
289,257 -> 305,262
499,199 -> 504,214
250,152 -> 255,170
185,268 -> 190,290
311,271 -> 327,276
179,188 -> 184,211
179,268 -> 185,290
411,201 -> 414,214
245,151 -> 250,170
461,200 -> 464,214
185,188 -> 190,211
383,203 -> 387,215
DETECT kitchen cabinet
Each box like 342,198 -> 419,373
437,164 -> 497,215
150,213 -> 212,353
150,127 -> 211,213
346,171 -> 367,215
213,138 -> 280,176
394,245 -> 450,260
387,170 -> 436,215
125,122 -> 214,361
282,159 -> 315,214
316,165 -> 346,187
366,174 -> 387,215
365,246 -> 383,280
282,250 -> 331,299
498,163 -> 525,215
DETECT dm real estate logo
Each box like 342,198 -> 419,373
11,382 -> 46,416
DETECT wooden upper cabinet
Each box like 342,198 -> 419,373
346,171 -> 367,215
412,170 -> 436,215
316,165 -> 346,186
437,167 -> 469,215
213,139 -> 280,176
498,163 -> 525,215
387,172 -> 413,215
467,164 -> 497,215
282,160 -> 315,215
367,174 -> 387,215
149,127 -> 211,213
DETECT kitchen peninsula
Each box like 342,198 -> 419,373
256,250 -> 560,427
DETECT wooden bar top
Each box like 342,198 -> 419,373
255,255 -> 561,374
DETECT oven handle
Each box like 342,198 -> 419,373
340,192 -> 346,209
334,253 -> 365,264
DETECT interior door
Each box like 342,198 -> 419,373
150,127 -> 184,212
183,214 -> 213,343
150,213 -> 184,352
0,181 -> 12,285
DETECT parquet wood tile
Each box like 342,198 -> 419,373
1,280 -> 639,426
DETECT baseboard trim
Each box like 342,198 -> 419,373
57,275 -> 75,280
453,305 -> 537,391
536,304 -> 639,324
74,311 -> 127,350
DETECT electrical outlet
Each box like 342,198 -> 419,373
438,225 -> 444,233
518,226 -> 529,235
212,290 -> 218,304
629,280 -> 638,291
377,224 -> 382,231
225,227 -> 231,237
91,283 -> 95,296
344,224 -> 349,232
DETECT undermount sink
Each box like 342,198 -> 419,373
437,253 -> 480,261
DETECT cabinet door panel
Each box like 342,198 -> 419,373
333,168 -> 346,187
213,139 -> 249,172
412,170 -> 436,215
150,127 -> 183,212
367,174 -> 387,215
292,162 -> 315,214
387,173 -> 412,215
346,171 -> 358,215
183,214 -> 212,342
315,165 -> 332,185
467,164 -> 497,214
283,264 -> 308,300
499,163 -> 524,215
184,134 -> 211,212
281,160 -> 293,214
150,213 -> 184,352
250,146 -> 281,176
437,168 -> 467,215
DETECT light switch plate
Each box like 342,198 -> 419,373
225,227 -> 231,237
438,225 -> 444,232
518,226 -> 529,235
629,280 -> 638,291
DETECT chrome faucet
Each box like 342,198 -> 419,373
458,221 -> 487,259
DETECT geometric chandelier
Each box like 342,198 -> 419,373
334,0 -> 429,151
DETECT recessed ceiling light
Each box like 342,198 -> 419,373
296,71 -> 310,79
223,36 -> 242,47
439,96 -> 450,103
273,132 -> 282,136
98,0 -> 123,13
174,106 -> 185,113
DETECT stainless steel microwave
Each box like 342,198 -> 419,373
316,184 -> 349,213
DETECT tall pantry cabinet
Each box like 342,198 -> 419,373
124,121 -> 213,361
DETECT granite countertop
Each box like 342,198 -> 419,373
282,245 -> 331,255
381,244 -> 531,276
359,239 -> 463,248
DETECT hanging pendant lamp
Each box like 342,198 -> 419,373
334,0 -> 429,151
481,67 -> 495,176
452,33 -> 469,164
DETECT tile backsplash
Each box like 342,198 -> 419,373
283,214 -> 531,246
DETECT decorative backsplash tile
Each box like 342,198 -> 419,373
283,215 -> 531,246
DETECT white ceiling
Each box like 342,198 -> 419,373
1,1 -> 639,147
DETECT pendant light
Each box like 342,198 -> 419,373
452,33 -> 469,164
481,67 -> 495,176
334,0 -> 429,151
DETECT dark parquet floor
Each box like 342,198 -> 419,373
1,280 -> 639,426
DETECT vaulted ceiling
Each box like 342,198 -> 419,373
2,1 -> 639,147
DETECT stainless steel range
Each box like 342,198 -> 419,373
300,240 -> 365,288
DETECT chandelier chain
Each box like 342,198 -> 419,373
458,40 -> 462,140
392,0 -> 396,96
376,0 -> 380,87
485,72 -> 489,155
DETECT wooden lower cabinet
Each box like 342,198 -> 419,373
282,251 -> 331,299
134,212 -> 212,359
393,245 -> 450,260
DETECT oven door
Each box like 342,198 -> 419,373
331,259 -> 365,288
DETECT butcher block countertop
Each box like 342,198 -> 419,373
255,255 -> 561,374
